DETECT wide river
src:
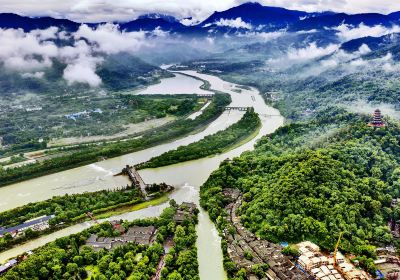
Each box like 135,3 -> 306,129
0,71 -> 284,279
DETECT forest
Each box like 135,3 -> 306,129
0,93 -> 231,187
1,201 -> 199,280
200,109 -> 400,275
138,109 -> 261,169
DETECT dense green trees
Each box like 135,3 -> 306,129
1,204 -> 200,280
138,109 -> 261,169
200,112 -> 400,274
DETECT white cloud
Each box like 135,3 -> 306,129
0,24 -> 161,86
21,71 -> 45,78
2,0 -> 400,23
74,24 -> 147,54
334,23 -> 400,42
0,28 -> 58,71
287,43 -> 339,60
204,17 -> 252,29
358,43 -> 371,55
151,26 -> 169,37
240,30 -> 285,41
63,59 -> 102,87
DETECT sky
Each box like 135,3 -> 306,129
1,0 -> 400,23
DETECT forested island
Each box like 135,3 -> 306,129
200,109 -> 400,276
0,94 -> 231,187
138,109 -> 261,169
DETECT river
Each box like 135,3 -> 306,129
0,71 -> 284,279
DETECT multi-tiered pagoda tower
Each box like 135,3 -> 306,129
368,109 -> 385,127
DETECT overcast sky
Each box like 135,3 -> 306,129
1,0 -> 400,23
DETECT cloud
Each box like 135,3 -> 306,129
344,100 -> 400,120
205,17 -> 252,29
74,24 -> 147,54
239,30 -> 285,41
21,71 -> 45,79
63,60 -> 102,87
287,43 -> 339,60
357,43 -> 371,55
2,0 -> 400,23
0,24 -> 163,87
334,23 -> 400,41
0,28 -> 58,71
59,40 -> 103,86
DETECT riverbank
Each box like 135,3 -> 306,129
137,109 -> 261,169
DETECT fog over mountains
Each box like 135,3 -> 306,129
1,2 -> 400,91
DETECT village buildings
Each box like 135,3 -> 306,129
85,225 -> 157,252
0,215 -> 55,238
296,241 -> 370,280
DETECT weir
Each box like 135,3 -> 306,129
196,94 -> 213,99
224,106 -> 250,111
118,165 -> 148,196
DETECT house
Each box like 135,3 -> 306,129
0,259 -> 18,275
85,226 -> 157,251
173,202 -> 198,224
0,215 -> 55,237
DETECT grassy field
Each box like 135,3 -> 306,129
94,194 -> 170,220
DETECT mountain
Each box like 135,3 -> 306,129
340,33 -> 400,53
0,13 -> 80,32
290,13 -> 400,32
2,4 -> 400,38
119,17 -> 185,32
201,2 -> 309,30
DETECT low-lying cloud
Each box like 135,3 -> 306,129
205,17 -> 252,29
0,28 -> 58,71
0,24 -> 165,87
334,23 -> 400,41
74,24 -> 147,54
287,43 -> 339,60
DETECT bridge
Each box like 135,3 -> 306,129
224,106 -> 250,111
119,165 -> 148,196
197,94 -> 213,99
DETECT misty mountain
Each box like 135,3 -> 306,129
201,2 -> 309,30
0,53 -> 163,95
341,33 -> 400,53
1,2 -> 400,37
290,13 -> 400,32
0,13 -> 81,32
119,17 -> 185,32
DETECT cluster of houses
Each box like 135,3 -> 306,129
64,108 -> 103,120
0,215 -> 54,238
173,202 -> 197,224
297,241 -> 370,280
374,247 -> 400,279
85,202 -> 198,252
222,188 -> 310,280
85,225 -> 157,252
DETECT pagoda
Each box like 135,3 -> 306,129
368,109 -> 385,127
